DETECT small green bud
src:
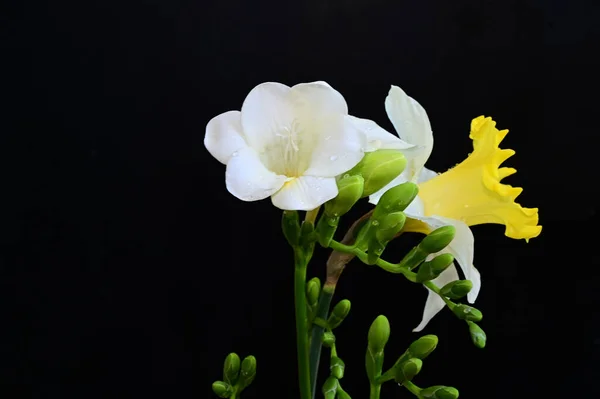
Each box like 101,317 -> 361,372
212,381 -> 232,398
394,358 -> 422,383
372,182 -> 419,220
330,356 -> 345,379
368,315 -> 391,353
416,253 -> 454,282
408,335 -> 438,360
421,386 -> 460,399
375,212 -> 406,243
223,353 -> 241,385
238,355 -> 257,390
315,214 -> 340,247
440,280 -> 473,299
419,226 -> 456,254
322,331 -> 336,347
281,210 -> 300,246
398,246 -> 429,270
337,389 -> 351,399
345,149 -> 407,197
328,299 -> 351,329
306,277 -> 321,308
322,376 -> 339,399
299,220 -> 315,249
325,174 -> 365,217
452,304 -> 483,322
467,321 -> 487,348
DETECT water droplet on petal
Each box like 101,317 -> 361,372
232,151 -> 239,157
325,135 -> 332,141
329,155 -> 338,161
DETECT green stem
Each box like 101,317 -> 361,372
403,381 -> 422,397
309,284 -> 335,399
294,249 -> 312,399
369,383 -> 381,399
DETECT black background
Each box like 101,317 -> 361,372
3,0 -> 599,397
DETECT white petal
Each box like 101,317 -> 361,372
290,81 -> 348,114
225,147 -> 287,202
385,85 -> 433,179
204,111 -> 248,165
302,115 -> 366,177
271,176 -> 338,211
347,116 -> 415,152
417,167 -> 438,184
404,214 -> 481,304
413,264 -> 459,332
240,82 -> 295,151
368,172 -> 407,205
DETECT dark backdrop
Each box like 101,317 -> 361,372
2,0 -> 599,397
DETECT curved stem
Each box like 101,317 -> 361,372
294,249 -> 312,399
369,383 -> 381,399
309,284 -> 335,398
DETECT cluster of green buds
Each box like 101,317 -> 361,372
212,353 -> 257,399
321,326 -> 352,398
366,315 -> 460,399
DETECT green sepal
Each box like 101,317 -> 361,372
408,335 -> 438,360
212,381 -> 232,398
421,385 -> 460,399
394,358 -> 422,384
281,210 -> 300,246
345,149 -> 407,197
322,331 -> 336,347
238,355 -> 257,391
440,280 -> 473,299
419,225 -> 456,254
372,182 -> 419,220
322,376 -> 339,399
223,352 -> 241,386
415,253 -> 454,282
324,174 -> 364,217
467,321 -> 487,348
328,299 -> 351,329
306,277 -> 321,309
330,356 -> 345,379
452,304 -> 483,322
316,214 -> 340,247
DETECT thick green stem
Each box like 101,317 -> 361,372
369,383 -> 381,399
309,284 -> 335,398
294,250 -> 312,399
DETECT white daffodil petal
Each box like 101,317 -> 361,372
347,116 -> 415,152
271,176 -> 338,211
384,85 -> 433,179
290,81 -> 348,115
405,214 -> 481,304
225,147 -> 287,202
302,115 -> 366,177
413,264 -> 459,332
417,166 -> 438,184
240,82 -> 295,151
204,111 -> 248,165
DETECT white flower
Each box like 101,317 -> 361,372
363,85 -> 482,332
205,81 -> 371,211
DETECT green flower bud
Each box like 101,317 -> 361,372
328,299 -> 351,329
322,331 -> 336,347
397,246 -> 429,270
368,315 -> 391,353
419,226 -> 456,254
212,381 -> 232,398
452,304 -> 483,322
238,355 -> 257,390
408,335 -> 438,360
467,321 -> 487,349
223,353 -> 241,385
421,386 -> 460,399
299,220 -> 315,249
372,182 -> 419,220
440,280 -> 473,299
322,376 -> 339,399
345,149 -> 407,197
281,210 -> 300,246
394,358 -> 422,383
330,356 -> 345,379
316,214 -> 340,247
416,254 -> 454,282
306,277 -> 321,308
375,212 -> 406,243
325,175 -> 365,217
337,389 -> 351,399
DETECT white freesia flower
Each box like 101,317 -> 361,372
205,81 -> 376,211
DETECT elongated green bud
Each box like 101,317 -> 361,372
345,149 -> 407,197
306,277 -> 321,308
325,174 -> 364,217
328,299 -> 351,329
440,280 -> 473,299
337,389 -> 351,399
281,210 -> 300,246
467,321 -> 487,348
299,220 -> 315,249
375,212 -> 406,243
322,331 -> 336,347
238,355 -> 257,390
316,214 -> 340,247
416,254 -> 454,282
394,358 -> 422,383
452,304 -> 483,322
421,386 -> 460,399
408,335 -> 438,360
372,182 -> 419,220
322,376 -> 339,399
368,315 -> 391,353
223,353 -> 241,385
330,356 -> 345,379
419,226 -> 456,254
212,381 -> 232,398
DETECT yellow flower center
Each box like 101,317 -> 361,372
414,116 -> 542,240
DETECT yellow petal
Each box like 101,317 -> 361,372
417,116 -> 542,240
